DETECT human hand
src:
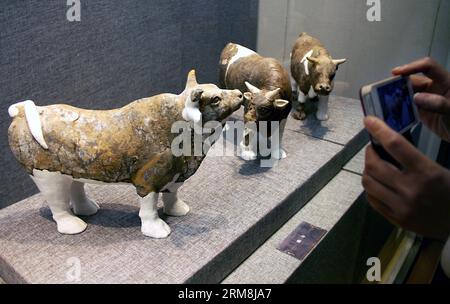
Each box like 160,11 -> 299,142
393,57 -> 450,142
362,116 -> 450,240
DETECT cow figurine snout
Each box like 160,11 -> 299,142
317,83 -> 332,94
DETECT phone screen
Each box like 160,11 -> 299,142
377,78 -> 415,132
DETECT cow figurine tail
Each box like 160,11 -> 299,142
8,100 -> 49,149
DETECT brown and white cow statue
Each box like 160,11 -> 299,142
7,70 -> 243,238
291,33 -> 346,121
219,43 -> 292,161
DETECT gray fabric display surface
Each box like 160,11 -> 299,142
223,170 -> 364,284
0,96 -> 367,283
344,147 -> 367,175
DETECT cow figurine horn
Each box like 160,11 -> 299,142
265,88 -> 281,100
186,69 -> 198,88
245,81 -> 261,94
332,58 -> 347,66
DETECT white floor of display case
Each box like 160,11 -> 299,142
0,96 -> 368,283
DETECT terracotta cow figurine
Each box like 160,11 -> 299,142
219,43 -> 292,161
8,70 -> 243,238
291,33 -> 346,121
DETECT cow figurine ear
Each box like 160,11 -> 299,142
274,99 -> 289,109
243,92 -> 253,101
182,87 -> 203,124
190,88 -> 204,103
307,57 -> 320,64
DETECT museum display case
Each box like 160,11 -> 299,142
0,0 -> 449,285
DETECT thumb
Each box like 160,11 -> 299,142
414,93 -> 450,115
364,116 -> 425,170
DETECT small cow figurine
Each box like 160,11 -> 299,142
291,33 -> 346,121
219,43 -> 292,161
7,70 -> 243,238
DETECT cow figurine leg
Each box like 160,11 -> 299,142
162,183 -> 190,217
292,89 -> 308,120
139,192 -> 171,238
271,119 -> 287,160
31,170 -> 88,234
240,127 -> 258,161
316,95 -> 330,121
70,181 -> 100,216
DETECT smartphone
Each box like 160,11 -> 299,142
360,75 -> 419,168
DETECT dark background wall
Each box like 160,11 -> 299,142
0,0 -> 258,208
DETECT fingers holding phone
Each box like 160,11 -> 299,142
360,58 -> 450,240
393,57 -> 450,142
362,116 -> 450,240
392,57 -> 450,89
409,75 -> 433,93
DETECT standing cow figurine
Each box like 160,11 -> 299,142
7,70 -> 243,238
291,33 -> 346,121
219,43 -> 292,161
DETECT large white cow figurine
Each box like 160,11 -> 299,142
291,33 -> 347,121
7,70 -> 243,238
